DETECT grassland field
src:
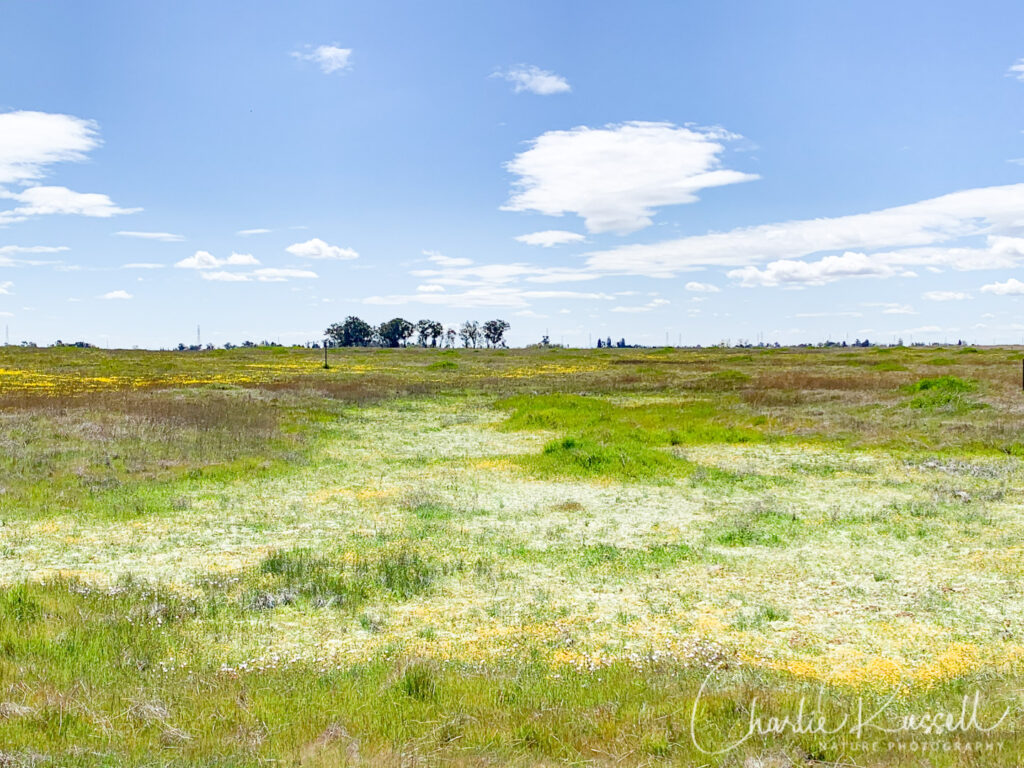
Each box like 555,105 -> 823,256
1,343 -> 1024,766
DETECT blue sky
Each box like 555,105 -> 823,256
2,0 -> 1024,348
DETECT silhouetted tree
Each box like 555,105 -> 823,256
459,320 -> 480,348
327,316 -> 374,347
378,317 -> 414,347
416,319 -> 444,347
482,319 -> 510,348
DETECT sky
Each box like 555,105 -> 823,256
2,0 -> 1024,349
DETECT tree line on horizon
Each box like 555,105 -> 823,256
324,316 -> 511,348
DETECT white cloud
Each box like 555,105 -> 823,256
0,111 -> 137,227
685,281 -> 720,293
424,250 -> 472,267
238,228 -> 272,236
981,278 -> 1024,295
365,287 -> 610,309
200,267 -> 317,283
175,251 -> 259,269
122,262 -> 165,269
412,261 -> 599,287
115,231 -> 183,242
923,290 -> 971,301
585,184 -> 1024,281
729,252 -> 914,287
175,250 -> 221,269
793,311 -> 863,318
494,65 -> 571,95
0,281 -> 12,295
292,45 -> 352,74
1009,58 -> 1024,82
253,267 -> 317,281
0,111 -> 99,184
0,186 -> 139,223
285,238 -> 358,260
863,302 -> 916,315
611,298 -> 670,313
514,230 -> 586,247
416,284 -> 445,293
503,122 -> 757,234
201,271 -> 251,282
0,244 -> 69,267
0,244 -> 69,254
100,290 -> 132,300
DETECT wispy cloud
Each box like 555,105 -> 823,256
793,311 -> 863,318
200,268 -> 318,283
252,268 -> 317,282
923,290 -> 971,301
863,302 -> 916,315
0,244 -> 69,267
0,111 -> 99,184
729,252 -> 914,287
292,45 -> 352,74
368,252 -> 609,308
0,111 -> 138,226
122,262 -> 165,269
200,271 -> 251,282
175,251 -> 259,269
685,281 -> 720,293
493,65 -> 570,95
514,230 -> 585,247
115,231 -> 183,242
99,289 -> 132,300
1,186 -> 139,224
237,228 -> 272,236
423,250 -> 471,267
582,184 -> 1024,285
1008,58 -> 1024,81
611,298 -> 670,313
365,287 -> 610,308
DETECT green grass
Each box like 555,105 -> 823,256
4,345 -> 1024,765
497,394 -> 763,480
240,545 -> 444,611
906,375 -> 981,411
0,389 -> 336,520
2,579 -> 1021,767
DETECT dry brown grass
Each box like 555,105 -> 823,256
750,370 -> 911,392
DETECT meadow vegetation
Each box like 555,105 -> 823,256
1,344 -> 1024,765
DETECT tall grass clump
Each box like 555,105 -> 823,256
243,545 -> 442,611
906,375 -> 979,411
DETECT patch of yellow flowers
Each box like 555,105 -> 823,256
766,642 -> 1024,690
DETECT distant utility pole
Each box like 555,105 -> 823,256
197,324 -> 201,347
3,324 -> 7,346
